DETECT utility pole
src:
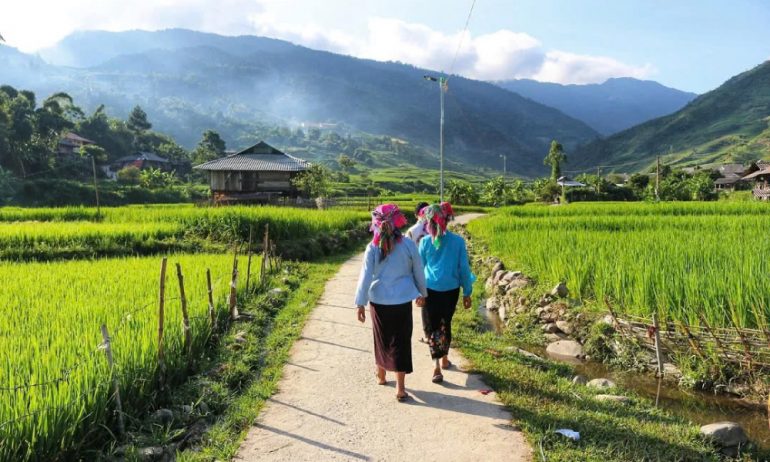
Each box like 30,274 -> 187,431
596,167 -> 601,194
424,75 -> 447,202
655,155 -> 661,201
500,154 -> 507,179
91,155 -> 101,215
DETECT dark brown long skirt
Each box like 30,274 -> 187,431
422,287 -> 461,359
370,302 -> 413,374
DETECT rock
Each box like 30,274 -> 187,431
491,261 -> 505,275
501,271 -> 516,283
572,375 -> 588,385
152,408 -> 174,425
545,332 -> 568,342
233,331 -> 248,344
485,278 -> 496,292
551,282 -> 569,298
542,323 -> 561,334
498,306 -> 507,322
537,296 -> 552,307
268,288 -> 285,296
518,296 -> 527,306
598,314 -> 616,326
545,340 -> 584,359
181,404 -> 193,415
138,446 -> 165,461
587,378 -> 616,390
700,422 -> 748,447
555,320 -> 574,335
514,306 -> 526,314
534,307 -> 546,317
492,269 -> 506,283
662,362 -> 682,378
594,394 -> 630,404
198,401 -> 211,414
506,278 -> 530,292
485,296 -> 499,312
505,346 -> 543,360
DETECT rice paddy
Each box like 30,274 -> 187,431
467,202 -> 770,328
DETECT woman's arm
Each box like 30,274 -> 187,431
410,241 -> 428,298
354,245 -> 376,307
458,238 -> 476,297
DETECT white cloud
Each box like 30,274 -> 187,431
1,0 -> 654,85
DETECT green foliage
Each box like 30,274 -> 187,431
116,166 -> 141,185
469,202 -> 770,328
446,179 -> 478,205
543,140 -> 566,181
192,130 -> 226,165
337,154 -> 356,173
291,164 -> 330,198
127,105 -> 152,133
139,167 -> 178,189
532,178 -> 560,202
79,144 -> 108,163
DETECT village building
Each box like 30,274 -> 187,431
56,132 -> 95,157
111,152 -> 173,173
193,141 -> 310,203
742,164 -> 770,200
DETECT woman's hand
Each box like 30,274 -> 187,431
356,305 -> 366,323
463,296 -> 472,309
415,296 -> 426,307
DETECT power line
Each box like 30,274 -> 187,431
446,0 -> 478,82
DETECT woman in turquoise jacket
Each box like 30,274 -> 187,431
418,202 -> 475,384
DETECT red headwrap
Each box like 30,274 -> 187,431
370,204 -> 407,258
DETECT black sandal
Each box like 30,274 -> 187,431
432,373 -> 444,383
396,393 -> 410,402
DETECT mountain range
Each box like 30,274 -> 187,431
0,28 -> 716,176
495,78 -> 697,135
573,61 -> 770,172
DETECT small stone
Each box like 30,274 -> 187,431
152,408 -> 174,425
493,269 -> 506,283
572,375 -> 588,385
537,297 -> 550,307
181,405 -> 193,414
555,320 -> 574,335
700,422 -> 748,447
598,314 -> 615,326
551,282 -> 569,298
485,278 -> 496,292
518,296 -> 527,305
138,446 -> 165,461
491,261 -> 505,275
546,340 -> 584,359
544,332 -> 568,342
514,306 -> 526,314
269,288 -> 285,296
233,331 -> 247,344
662,362 -> 682,378
534,307 -> 546,317
498,306 -> 507,322
587,378 -> 616,390
198,401 -> 211,414
505,346 -> 542,360
594,394 -> 630,404
485,296 -> 499,312
502,271 -> 517,283
542,323 -> 561,334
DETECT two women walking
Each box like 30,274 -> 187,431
354,202 -> 474,401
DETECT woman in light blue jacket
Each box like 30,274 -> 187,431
355,204 -> 428,402
418,202 -> 475,384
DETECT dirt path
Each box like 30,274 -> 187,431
236,213 -> 531,461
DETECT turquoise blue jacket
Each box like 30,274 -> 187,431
419,231 -> 475,295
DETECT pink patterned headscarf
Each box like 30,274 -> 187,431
370,204 -> 408,259
420,202 -> 455,248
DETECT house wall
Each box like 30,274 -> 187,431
209,171 -> 295,194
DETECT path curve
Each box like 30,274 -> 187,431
236,213 -> 531,461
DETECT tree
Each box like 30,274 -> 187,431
481,176 -> 509,206
139,167 -> 177,189
80,144 -> 108,163
193,130 -> 226,164
127,106 -> 152,133
117,166 -> 141,185
337,154 -> 356,173
446,180 -> 478,205
543,140 -> 566,181
532,178 -> 561,203
291,164 -> 330,198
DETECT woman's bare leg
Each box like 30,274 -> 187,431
396,372 -> 407,398
376,365 -> 386,385
441,355 -> 451,368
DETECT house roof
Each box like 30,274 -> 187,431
193,141 -> 310,172
714,176 -> 742,185
556,176 -> 585,187
742,167 -> 770,180
114,152 -> 170,164
61,132 -> 95,145
718,163 -> 748,176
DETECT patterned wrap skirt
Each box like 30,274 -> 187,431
370,302 -> 413,373
422,287 -> 461,359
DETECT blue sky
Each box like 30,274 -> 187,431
2,0 -> 769,93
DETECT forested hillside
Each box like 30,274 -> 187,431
572,61 -> 770,171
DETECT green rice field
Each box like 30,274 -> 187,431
467,202 -> 770,328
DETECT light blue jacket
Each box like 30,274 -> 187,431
354,238 -> 428,307
419,231 -> 476,296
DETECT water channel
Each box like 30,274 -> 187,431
478,304 -> 770,449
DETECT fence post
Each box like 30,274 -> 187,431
158,257 -> 168,391
100,324 -> 125,439
260,224 -> 270,285
652,313 -> 664,377
246,227 -> 254,292
206,268 -> 216,330
176,263 -> 192,371
229,254 -> 239,320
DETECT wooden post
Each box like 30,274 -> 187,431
678,321 -> 706,360
729,318 -> 754,370
176,263 -> 192,371
158,257 -> 167,391
229,255 -> 239,320
652,313 -> 664,377
260,224 -> 270,285
100,324 -> 125,438
91,155 -> 101,216
206,268 -> 215,330
698,313 -> 730,364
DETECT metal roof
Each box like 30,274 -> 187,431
743,167 -> 770,180
193,141 -> 310,172
114,152 -> 170,163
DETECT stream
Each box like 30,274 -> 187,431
478,304 -> 770,449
